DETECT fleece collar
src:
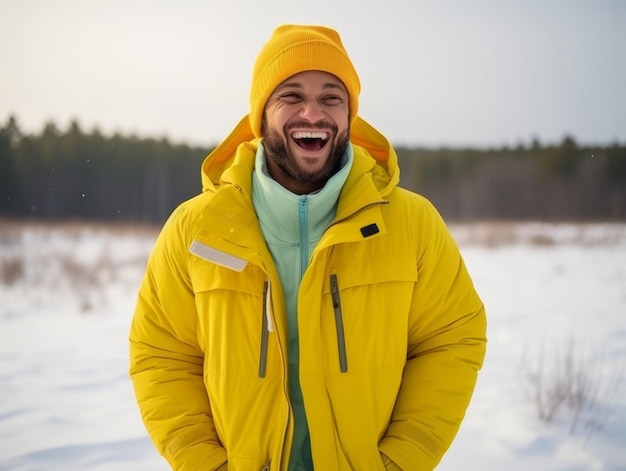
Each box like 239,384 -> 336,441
251,142 -> 354,244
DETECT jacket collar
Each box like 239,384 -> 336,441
201,114 -> 399,198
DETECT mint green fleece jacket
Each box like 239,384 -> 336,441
252,142 -> 353,470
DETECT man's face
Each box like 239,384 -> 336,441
262,70 -> 350,194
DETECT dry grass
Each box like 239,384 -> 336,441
449,221 -> 626,247
1,218 -> 624,292
0,218 -> 159,238
0,219 -> 158,311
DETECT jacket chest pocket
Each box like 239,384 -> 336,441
190,259 -> 272,379
321,256 -> 417,374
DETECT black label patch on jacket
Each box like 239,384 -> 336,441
360,223 -> 379,238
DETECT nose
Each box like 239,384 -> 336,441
299,100 -> 325,123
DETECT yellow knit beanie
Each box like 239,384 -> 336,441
249,24 -> 361,138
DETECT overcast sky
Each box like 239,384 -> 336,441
1,0 -> 624,148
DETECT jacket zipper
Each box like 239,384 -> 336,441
298,197 -> 309,278
330,274 -> 348,373
259,280 -> 269,378
261,458 -> 271,470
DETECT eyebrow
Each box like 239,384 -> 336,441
278,82 -> 346,93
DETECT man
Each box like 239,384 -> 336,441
130,24 -> 487,471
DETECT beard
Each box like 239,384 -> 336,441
262,120 -> 350,188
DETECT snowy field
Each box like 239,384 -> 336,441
0,220 -> 625,471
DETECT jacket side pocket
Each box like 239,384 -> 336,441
259,281 -> 269,378
330,274 -> 348,373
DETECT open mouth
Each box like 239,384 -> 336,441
291,131 -> 329,151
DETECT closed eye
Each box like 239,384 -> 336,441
322,95 -> 344,105
280,93 -> 302,104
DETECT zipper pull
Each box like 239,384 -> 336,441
265,279 -> 275,332
261,458 -> 271,470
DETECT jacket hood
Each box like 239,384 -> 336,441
201,115 -> 399,196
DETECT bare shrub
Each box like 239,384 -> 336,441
59,256 -> 100,288
522,334 -> 624,440
56,251 -> 122,312
1,256 -> 25,285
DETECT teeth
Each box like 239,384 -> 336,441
292,131 -> 329,140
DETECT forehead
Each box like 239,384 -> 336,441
274,70 -> 347,92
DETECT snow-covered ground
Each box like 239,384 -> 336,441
1,221 -> 625,471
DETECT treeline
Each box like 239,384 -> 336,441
1,115 -> 625,224
397,138 -> 626,221
0,116 -> 207,224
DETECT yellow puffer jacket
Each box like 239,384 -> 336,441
129,116 -> 487,471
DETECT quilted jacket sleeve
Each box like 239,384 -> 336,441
129,206 -> 227,471
379,198 -> 487,470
